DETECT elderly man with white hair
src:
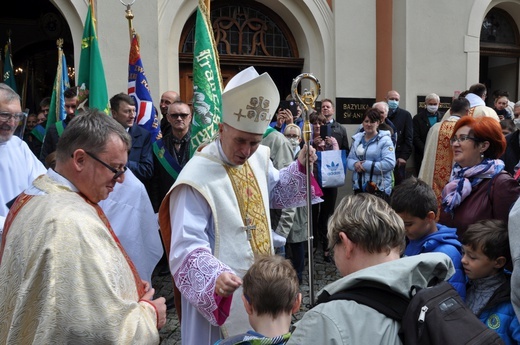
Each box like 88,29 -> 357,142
0,83 -> 46,235
372,101 -> 397,145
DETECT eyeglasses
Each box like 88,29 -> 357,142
328,236 -> 343,264
0,111 -> 26,122
449,135 -> 480,145
85,151 -> 127,180
168,113 -> 190,119
285,134 -> 299,139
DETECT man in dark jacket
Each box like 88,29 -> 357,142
110,93 -> 153,183
149,101 -> 192,212
413,93 -> 443,175
501,101 -> 520,176
318,98 -> 349,261
501,129 -> 520,176
386,90 -> 413,185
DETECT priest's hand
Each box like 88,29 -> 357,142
297,144 -> 318,166
142,288 -> 167,329
216,272 -> 242,297
142,280 -> 151,292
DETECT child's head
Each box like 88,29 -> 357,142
284,124 -> 302,150
390,177 -> 437,240
242,255 -> 301,320
461,219 -> 510,280
500,119 -> 516,136
284,124 -> 301,139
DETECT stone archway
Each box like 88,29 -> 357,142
467,0 -> 520,101
178,0 -> 304,104
0,0 -> 79,112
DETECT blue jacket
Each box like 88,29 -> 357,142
347,130 -> 395,195
476,273 -> 520,345
127,125 -> 153,183
356,118 -> 398,146
405,224 -> 466,300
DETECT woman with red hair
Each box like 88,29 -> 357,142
439,117 -> 520,236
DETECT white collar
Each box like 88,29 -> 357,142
48,168 -> 79,192
465,93 -> 485,108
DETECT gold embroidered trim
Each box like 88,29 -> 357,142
225,162 -> 271,254
432,121 -> 456,216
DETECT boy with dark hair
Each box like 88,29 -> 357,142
390,176 -> 466,298
215,255 -> 301,345
462,220 -> 520,344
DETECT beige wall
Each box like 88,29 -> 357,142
50,0 -> 520,201
53,0 -> 520,113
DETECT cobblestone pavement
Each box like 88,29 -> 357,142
152,247 -> 341,344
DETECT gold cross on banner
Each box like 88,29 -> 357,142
242,217 -> 256,241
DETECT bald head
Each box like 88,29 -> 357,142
160,91 -> 181,116
386,90 -> 400,101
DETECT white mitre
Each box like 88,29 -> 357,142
222,66 -> 280,135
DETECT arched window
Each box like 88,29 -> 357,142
183,3 -> 296,58
479,8 -> 520,102
480,8 -> 520,55
181,0 -> 300,61
179,0 -> 303,103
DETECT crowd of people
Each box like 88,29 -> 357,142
1,73 -> 520,344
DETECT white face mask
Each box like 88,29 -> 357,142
288,137 -> 300,148
514,118 -> 520,129
426,105 -> 439,113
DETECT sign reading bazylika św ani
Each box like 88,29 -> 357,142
335,98 -> 376,125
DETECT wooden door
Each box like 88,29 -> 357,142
180,64 -> 236,105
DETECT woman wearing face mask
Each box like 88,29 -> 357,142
413,93 -> 443,176
439,116 -> 520,237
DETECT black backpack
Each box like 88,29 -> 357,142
316,280 -> 504,345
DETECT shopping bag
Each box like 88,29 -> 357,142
316,150 -> 347,188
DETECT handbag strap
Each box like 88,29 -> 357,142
358,161 -> 377,191
370,161 -> 376,181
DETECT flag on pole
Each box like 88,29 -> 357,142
47,39 -> 70,127
78,2 -> 109,113
128,34 -> 161,142
190,0 -> 223,156
3,39 -> 17,93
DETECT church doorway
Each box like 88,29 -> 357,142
480,7 -> 520,103
0,0 -> 74,113
179,0 -> 304,106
